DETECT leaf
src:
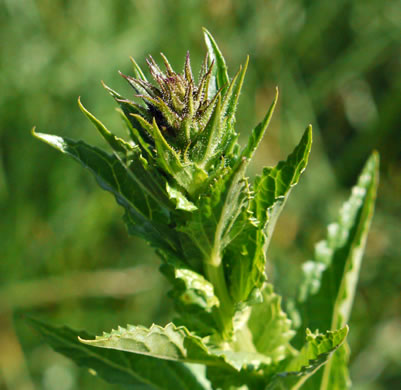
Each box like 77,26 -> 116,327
223,210 -> 266,305
130,56 -> 149,82
221,56 -> 249,125
294,152 -> 379,388
248,284 -> 295,363
190,95 -> 223,167
268,327 -> 348,390
27,317 -> 207,390
225,127 -> 312,304
203,28 -> 230,97
79,322 -> 272,373
102,81 -> 155,153
241,89 -> 278,161
255,125 -> 312,251
206,365 -> 265,390
150,119 -> 208,196
78,97 -> 132,153
33,130 -> 178,252
159,255 -> 220,336
182,160 -> 249,262
166,182 -> 197,211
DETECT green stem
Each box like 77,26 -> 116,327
205,252 -> 234,340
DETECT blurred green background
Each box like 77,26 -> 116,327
1,1 -> 400,389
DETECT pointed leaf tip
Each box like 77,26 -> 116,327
203,28 -> 229,94
241,89 -> 279,161
78,97 -> 130,153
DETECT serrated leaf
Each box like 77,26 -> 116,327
294,152 -> 379,389
241,89 -> 278,161
166,182 -> 197,211
80,322 -> 272,374
224,208 -> 266,305
78,97 -> 132,153
159,255 -> 220,336
268,327 -> 348,390
221,56 -> 249,126
27,317 -> 207,390
248,284 -> 295,363
179,160 -> 250,338
33,130 -> 178,252
182,160 -> 249,262
256,125 -> 312,251
225,127 -> 312,304
203,28 -> 230,97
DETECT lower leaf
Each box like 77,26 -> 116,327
27,317 -> 207,390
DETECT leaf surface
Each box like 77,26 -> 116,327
255,125 -> 312,250
159,255 -> 220,336
268,327 -> 348,390
225,127 -> 312,304
248,284 -> 295,362
203,28 -> 230,95
28,317 -> 207,390
79,322 -> 272,373
241,89 -> 278,161
33,130 -> 178,252
294,152 -> 379,389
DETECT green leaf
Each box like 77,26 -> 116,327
150,118 -> 208,196
102,82 -> 155,154
225,127 -> 312,304
295,152 -> 379,334
206,365 -> 265,390
268,327 -> 348,390
130,56 -> 149,82
294,152 -> 379,388
241,89 -> 278,161
255,125 -> 312,251
79,322 -> 271,373
33,130 -> 178,252
224,210 -> 266,305
203,28 -> 230,96
190,95 -> 223,167
28,317 -> 207,390
166,182 -> 197,211
78,97 -> 132,153
182,160 -> 251,338
159,255 -> 220,336
182,160 -> 249,263
221,56 -> 249,126
248,284 -> 295,363
117,108 -> 155,159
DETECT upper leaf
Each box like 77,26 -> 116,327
224,126 -> 312,305
203,28 -> 230,96
254,125 -> 312,251
240,89 -> 278,161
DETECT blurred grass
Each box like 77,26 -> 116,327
0,1 -> 400,389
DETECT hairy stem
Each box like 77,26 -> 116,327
205,252 -> 234,340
